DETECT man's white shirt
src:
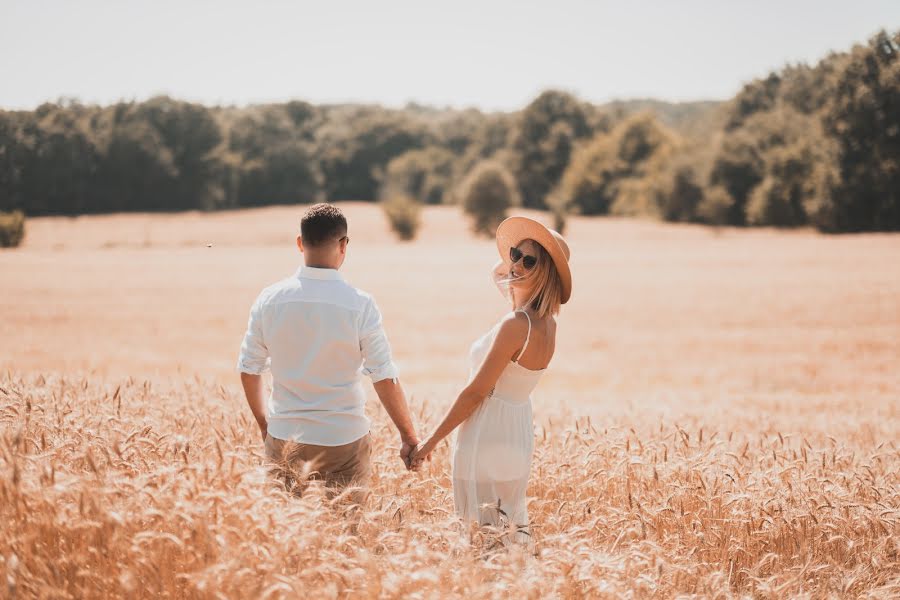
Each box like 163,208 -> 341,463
237,266 -> 398,446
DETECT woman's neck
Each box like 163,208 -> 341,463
511,290 -> 530,312
513,299 -> 530,312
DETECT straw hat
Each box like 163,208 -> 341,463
495,216 -> 572,304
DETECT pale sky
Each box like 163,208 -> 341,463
1,0 -> 897,111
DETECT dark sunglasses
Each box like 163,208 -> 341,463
339,235 -> 350,245
510,246 -> 537,270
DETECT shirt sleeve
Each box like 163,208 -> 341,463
236,294 -> 270,374
359,296 -> 399,383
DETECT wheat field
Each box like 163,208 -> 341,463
1,204 -> 899,598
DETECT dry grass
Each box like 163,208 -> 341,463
1,203 -> 899,598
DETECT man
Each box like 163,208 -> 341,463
237,203 -> 418,500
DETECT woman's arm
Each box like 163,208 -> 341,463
413,314 -> 528,463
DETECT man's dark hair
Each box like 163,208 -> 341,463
300,203 -> 348,247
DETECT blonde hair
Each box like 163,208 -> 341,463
513,240 -> 564,319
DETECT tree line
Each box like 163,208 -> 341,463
0,30 -> 896,234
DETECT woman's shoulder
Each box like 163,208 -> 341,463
499,309 -> 556,328
493,311 -> 530,341
499,311 -> 558,342
498,310 -> 530,326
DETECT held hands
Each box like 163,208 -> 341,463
401,430 -> 438,471
408,437 -> 436,471
400,438 -> 420,471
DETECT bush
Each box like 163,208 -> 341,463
381,196 -> 422,241
0,210 -> 25,248
458,161 -> 520,237
652,159 -> 706,222
610,178 -> 660,217
695,186 -> 735,225
551,203 -> 567,235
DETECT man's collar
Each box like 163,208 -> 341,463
296,266 -> 344,281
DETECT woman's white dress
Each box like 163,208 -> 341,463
452,310 -> 543,543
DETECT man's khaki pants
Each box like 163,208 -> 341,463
264,433 -> 372,505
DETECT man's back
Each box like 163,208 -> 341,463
238,266 -> 397,446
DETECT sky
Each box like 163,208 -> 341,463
0,0 -> 897,111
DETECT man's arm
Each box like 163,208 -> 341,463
360,297 -> 418,468
241,372 -> 268,442
237,294 -> 270,442
372,378 -> 418,468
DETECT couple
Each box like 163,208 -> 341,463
237,203 -> 572,541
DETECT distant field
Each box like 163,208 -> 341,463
1,204 -> 899,597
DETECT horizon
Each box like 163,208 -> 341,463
0,91 -> 725,113
1,0 -> 897,112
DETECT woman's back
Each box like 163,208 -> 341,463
467,311 -> 553,402
511,310 -> 556,372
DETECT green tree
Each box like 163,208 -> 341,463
552,132 -> 620,216
553,113 -> 676,217
711,106 -> 842,227
227,105 -> 322,206
434,109 -> 489,155
0,112 -> 24,212
450,113 -> 513,202
93,104 -> 179,212
746,131 -> 837,227
15,102 -> 101,215
708,130 -> 765,225
134,97 -> 225,210
380,147 -> 456,205
317,108 -> 429,201
725,73 -> 782,131
817,30 -> 900,231
508,90 -> 592,209
651,155 -> 707,223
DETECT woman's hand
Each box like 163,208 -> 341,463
410,436 -> 437,470
492,259 -> 508,280
491,259 -> 512,300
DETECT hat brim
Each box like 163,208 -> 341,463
495,216 -> 572,304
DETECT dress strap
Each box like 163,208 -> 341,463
513,310 -> 533,363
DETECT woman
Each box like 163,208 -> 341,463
411,216 -> 572,544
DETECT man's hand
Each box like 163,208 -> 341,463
409,436 -> 435,471
400,438 -> 419,470
373,378 -> 419,470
